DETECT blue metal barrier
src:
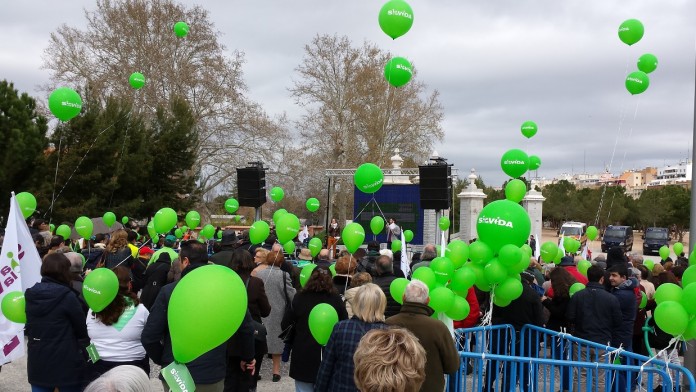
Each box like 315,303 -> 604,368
450,325 -> 517,390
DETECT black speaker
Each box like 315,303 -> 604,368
236,167 -> 266,208
419,165 -> 452,210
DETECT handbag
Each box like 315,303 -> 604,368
245,277 -> 268,342
278,271 -> 296,343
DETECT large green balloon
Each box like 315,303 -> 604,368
438,217 -> 450,231
521,121 -> 537,139
448,265 -> 476,294
494,277 -> 523,301
469,241 -> 493,264
249,221 -> 270,245
224,198 -> 239,213
48,87 -> 82,121
276,213 -> 300,244
391,239 -> 402,252
483,259 -> 507,284
169,265 -> 247,363
300,264 -> 317,287
569,282 -> 586,297
445,296 -> 471,320
500,149 -> 530,179
430,257 -> 454,284
75,216 -> 94,239
637,54 -> 658,74
476,200 -> 531,254
129,72 -> 146,89
498,244 -> 523,268
342,222 -> 365,254
681,283 -> 696,315
528,155 -> 541,171
16,192 -> 37,219
674,242 -> 684,257
445,240 -> 469,269
1,291 -> 26,323
308,303 -> 339,345
272,209 -> 288,225
577,259 -> 592,276
354,163 -> 384,194
103,212 -> 116,228
154,207 -> 178,234
618,19 -> 644,46
429,287 -> 455,313
390,278 -> 409,304
306,198 -> 320,212
200,224 -> 215,240
659,245 -> 670,261
185,211 -> 200,229
384,57 -> 413,88
270,187 -> 285,202
404,230 -> 414,243
82,268 -> 119,312
654,301 -> 689,336
586,226 -> 598,241
625,71 -> 650,95
147,221 -> 157,241
684,266 -> 696,287
412,266 -> 436,289
378,0 -> 414,40
655,283 -> 682,304
370,216 -> 385,235
308,237 -> 323,257
173,21 -> 190,38
56,224 -> 72,241
504,179 -> 527,203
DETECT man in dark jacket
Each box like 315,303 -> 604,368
141,241 -> 256,391
209,230 -> 237,269
567,265 -> 622,345
139,252 -> 172,310
371,255 -> 401,317
357,241 -> 380,275
386,280 -> 459,392
608,264 -> 637,350
410,244 -> 437,272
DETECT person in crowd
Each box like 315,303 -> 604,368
327,218 -> 340,259
541,267 -> 577,391
315,283 -> 389,392
650,263 -> 665,287
606,246 -> 628,270
297,248 -> 313,265
386,218 -> 401,251
25,253 -> 89,392
353,328 -> 427,392
607,264 -> 637,351
82,234 -> 107,271
636,265 -> 655,299
283,267 -> 348,392
64,252 -> 85,294
389,250 -> 406,279
47,235 -> 70,256
83,365 -> 150,392
32,219 -> 51,247
371,255 -> 401,317
149,234 -> 178,266
675,252 -> 689,267
86,266 -> 149,380
210,230 -> 238,269
142,240 -> 256,391
139,252 -> 172,310
126,230 -> 139,259
410,243 -> 436,272
567,265 -> 622,345
546,256 -> 587,297
386,280 -> 459,392
529,235 -> 537,257
225,249 -> 271,392
315,249 -> 332,268
256,250 -> 295,382
344,272 -> 373,318
358,241 -> 381,275
33,233 -> 49,259
333,254 -> 357,296
102,230 -> 133,269
251,248 -> 270,272
527,257 -> 545,286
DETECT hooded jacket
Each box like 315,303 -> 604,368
611,277 -> 638,349
566,282 -> 622,345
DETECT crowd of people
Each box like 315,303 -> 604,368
2,217 -> 689,392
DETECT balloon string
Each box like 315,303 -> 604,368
47,132 -> 63,223
109,106 -> 134,208
378,78 -> 396,165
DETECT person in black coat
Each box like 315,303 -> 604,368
371,255 -> 401,318
282,266 -> 348,391
25,253 -> 89,392
567,265 -> 622,345
139,252 -> 172,310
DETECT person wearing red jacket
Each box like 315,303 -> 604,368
546,256 -> 589,297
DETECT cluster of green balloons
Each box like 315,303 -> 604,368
129,72 -> 146,89
16,192 -> 37,219
618,19 -> 656,96
653,280 -> 696,339
540,241 -> 565,264
354,163 -> 384,194
48,87 -> 82,121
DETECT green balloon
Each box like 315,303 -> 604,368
528,155 -> 541,171
681,283 -> 696,315
483,259 -> 507,284
56,224 -> 72,241
654,301 -> 689,336
378,0 -> 414,39
185,211 -> 200,229
505,179 -> 527,203
283,241 -> 296,255
384,57 -> 413,88
300,264 -> 317,287
445,296 -> 471,320
445,240 -> 469,269
49,223 -> 55,233
655,283 -> 682,304
471,264 -> 491,292
404,230 -> 414,243
216,230 -> 223,240
389,278 -> 408,305
235,215 -> 241,222
430,257 -> 454,284
637,53 -> 658,74
578,259 -> 592,276
129,72 -> 145,89
494,277 -> 523,301
329,263 -> 337,277
498,244 -> 523,268
370,216 -> 385,235
644,259 -> 655,271
500,149 -> 529,179
476,200 -> 531,254
173,21 -> 189,38
75,216 -> 94,239
154,207 -> 178,234
569,282 -> 586,297
308,238 -> 323,257
659,245 -> 670,261
438,216 -> 450,231
15,192 -> 37,219
308,303 -> 339,345
521,121 -> 537,139
493,296 -> 512,307
391,239 -> 402,252
306,198 -> 320,212
586,226 -> 598,241
181,225 -> 189,233
48,87 -> 82,121
200,224 -> 215,240
412,266 -> 436,289
272,209 -> 288,225
276,213 -> 300,244
639,291 -> 648,309
469,241 -> 493,264
1,291 -> 26,323
625,71 -> 650,95
510,252 -> 531,273
683,266 -> 696,287
224,198 -> 239,213
169,265 -> 247,363
82,268 -> 119,312
103,212 -> 116,228
429,287 -> 455,313
270,187 -> 285,202
174,228 -> 183,239
674,242 -> 684,257
342,222 -> 365,254
448,265 -> 476,294
147,221 -> 157,240
554,247 -> 564,265
520,244 -> 533,258
249,221 -> 270,245
564,237 -> 580,253
354,163 -> 384,194
618,19 -> 644,46
121,216 -> 129,225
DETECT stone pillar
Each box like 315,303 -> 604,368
522,180 -> 546,239
422,209 -> 437,245
458,169 -> 487,242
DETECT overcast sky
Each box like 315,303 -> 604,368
2,0 -> 695,186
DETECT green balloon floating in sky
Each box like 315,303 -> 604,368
173,21 -> 189,38
500,149 -> 530,178
384,57 -> 413,88
306,198 -> 320,212
15,192 -> 37,219
528,155 -> 541,171
378,0 -> 414,40
48,87 -> 82,121
520,121 -> 537,139
342,222 -> 366,254
75,216 -> 93,239
354,163 -> 384,194
370,216 -> 385,235
618,19 -> 644,46
625,71 -> 650,95
224,198 -> 239,214
637,54 -> 658,74
129,72 -> 146,89
270,187 -> 284,202
505,179 -> 527,203
103,212 -> 116,228
476,199 -> 531,254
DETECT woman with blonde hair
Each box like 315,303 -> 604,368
315,283 -> 388,391
102,230 -> 133,270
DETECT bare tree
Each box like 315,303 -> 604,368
42,0 -> 286,203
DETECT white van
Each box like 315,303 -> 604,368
559,221 -> 587,246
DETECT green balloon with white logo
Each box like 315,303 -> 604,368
476,200 -> 531,254
83,268 -> 119,312
500,149 -> 529,178
75,216 -> 93,239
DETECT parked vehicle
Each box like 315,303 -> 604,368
601,225 -> 633,252
642,227 -> 670,256
558,222 -> 587,247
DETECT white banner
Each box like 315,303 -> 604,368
399,229 -> 410,278
0,193 -> 42,365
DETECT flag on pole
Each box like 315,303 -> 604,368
399,229 -> 410,278
0,193 -> 42,365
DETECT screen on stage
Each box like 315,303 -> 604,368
353,184 -> 423,245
